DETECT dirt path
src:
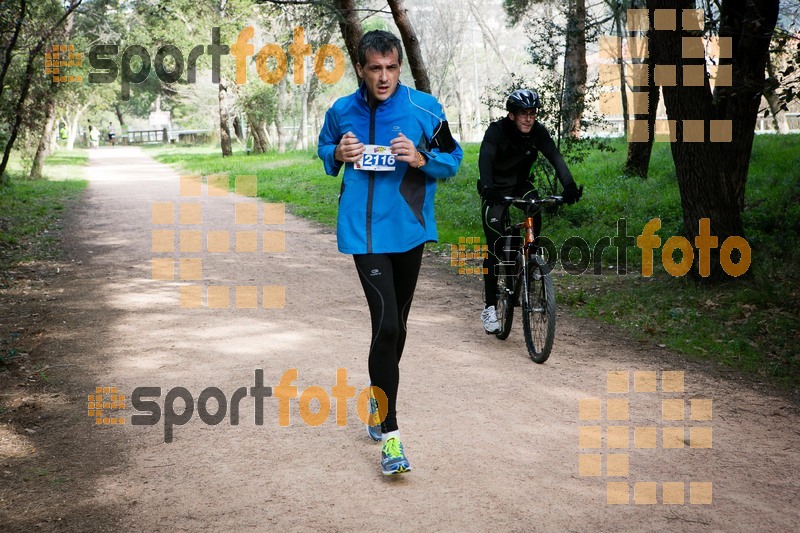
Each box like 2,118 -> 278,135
2,146 -> 799,532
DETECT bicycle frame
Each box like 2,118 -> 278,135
499,197 -> 559,307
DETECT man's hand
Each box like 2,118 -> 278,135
334,131 -> 365,163
562,183 -> 583,205
481,187 -> 507,205
390,133 -> 425,168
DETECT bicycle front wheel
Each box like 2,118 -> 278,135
522,255 -> 556,363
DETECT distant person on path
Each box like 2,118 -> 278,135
477,89 -> 582,334
108,122 -> 115,147
318,30 -> 463,475
89,124 -> 100,148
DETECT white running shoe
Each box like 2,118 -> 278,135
481,306 -> 500,334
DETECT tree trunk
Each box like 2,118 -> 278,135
615,9 -> 629,138
276,78 -> 286,153
233,115 -> 244,143
29,96 -> 57,180
467,1 -> 512,77
387,0 -> 431,94
247,112 -> 269,154
624,0 -> 660,178
332,0 -> 362,81
649,0 -> 779,282
0,0 -> 26,103
0,0 -> 82,184
561,0 -> 587,138
219,78 -> 233,157
66,103 -> 88,151
764,54 -> 789,133
715,0 -> 779,211
114,103 -> 126,128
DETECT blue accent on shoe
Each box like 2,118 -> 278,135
381,437 -> 411,475
366,385 -> 381,442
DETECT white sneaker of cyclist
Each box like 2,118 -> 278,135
481,306 -> 500,334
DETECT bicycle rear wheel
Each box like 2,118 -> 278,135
522,255 -> 556,363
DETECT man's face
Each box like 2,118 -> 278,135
509,110 -> 536,134
357,49 -> 401,105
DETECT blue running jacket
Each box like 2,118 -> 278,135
318,83 -> 463,254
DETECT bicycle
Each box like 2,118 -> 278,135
493,194 -> 563,363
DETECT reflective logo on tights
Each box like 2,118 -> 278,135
370,268 -> 381,276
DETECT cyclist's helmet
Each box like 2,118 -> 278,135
506,89 -> 542,113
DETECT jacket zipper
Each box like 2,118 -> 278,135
366,105 -> 376,254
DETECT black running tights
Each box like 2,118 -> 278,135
353,244 -> 424,434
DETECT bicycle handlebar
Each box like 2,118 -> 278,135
502,195 -> 564,206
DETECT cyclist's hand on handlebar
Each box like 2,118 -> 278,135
481,188 -> 507,205
335,131 -> 365,163
562,182 -> 583,205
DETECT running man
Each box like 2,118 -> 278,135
318,30 -> 463,475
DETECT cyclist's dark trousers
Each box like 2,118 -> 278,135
353,243 -> 424,434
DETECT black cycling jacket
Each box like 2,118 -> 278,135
478,117 -> 575,194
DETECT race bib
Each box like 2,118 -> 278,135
355,145 -> 396,171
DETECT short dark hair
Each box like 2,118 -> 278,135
357,30 -> 403,67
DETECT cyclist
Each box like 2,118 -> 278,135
318,30 -> 463,475
477,89 -> 582,334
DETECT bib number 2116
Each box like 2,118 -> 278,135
355,145 -> 396,171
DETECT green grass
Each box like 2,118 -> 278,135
0,150 -> 88,275
150,136 -> 800,388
